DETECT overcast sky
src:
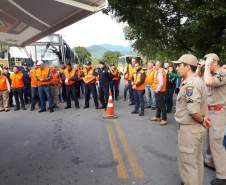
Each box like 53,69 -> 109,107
56,12 -> 130,48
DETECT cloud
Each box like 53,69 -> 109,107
56,12 -> 130,48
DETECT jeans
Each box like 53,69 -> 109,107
66,84 -> 79,107
31,86 -> 40,109
24,84 -> 31,104
145,85 -> 156,108
165,88 -> 174,113
128,80 -> 134,104
84,83 -> 99,107
110,80 -> 119,100
134,90 -> 145,113
99,84 -> 109,108
38,85 -> 53,110
155,92 -> 167,120
13,88 -> 25,109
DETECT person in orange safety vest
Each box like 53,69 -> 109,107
131,62 -> 146,116
10,66 -> 26,111
0,69 -> 10,112
63,63 -> 80,109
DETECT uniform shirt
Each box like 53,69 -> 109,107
22,69 -> 31,85
175,74 -> 207,125
97,66 -> 110,86
207,70 -> 226,107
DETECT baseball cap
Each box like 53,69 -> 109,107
36,60 -> 44,66
173,54 -> 198,67
204,53 -> 220,61
23,62 -> 28,66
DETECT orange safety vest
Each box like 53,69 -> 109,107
83,68 -> 96,84
152,69 -> 167,92
111,69 -> 120,81
144,69 -> 155,85
36,66 -> 51,86
0,75 -> 8,91
10,72 -> 24,89
51,68 -> 60,85
29,69 -> 39,87
127,65 -> 134,80
64,69 -> 76,86
133,70 -> 145,91
75,69 -> 83,81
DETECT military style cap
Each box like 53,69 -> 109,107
36,60 -> 44,66
173,54 -> 198,67
204,53 -> 220,61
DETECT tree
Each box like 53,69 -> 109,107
104,1 -> 226,61
74,46 -> 92,64
103,51 -> 121,66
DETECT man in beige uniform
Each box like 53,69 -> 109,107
173,54 -> 211,185
203,53 -> 226,185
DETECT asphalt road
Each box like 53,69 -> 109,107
0,90 -> 215,185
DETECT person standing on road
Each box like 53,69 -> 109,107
144,61 -> 156,109
50,65 -> 61,108
151,61 -> 167,125
22,63 -> 31,104
97,61 -> 110,109
131,62 -> 146,116
126,58 -> 136,105
3,66 -> 14,107
29,63 -> 40,111
35,61 -> 54,113
110,64 -> 120,101
59,63 -> 67,102
0,69 -> 10,112
203,53 -> 226,185
63,63 -> 80,109
83,61 -> 99,109
173,54 -> 211,185
10,66 -> 26,111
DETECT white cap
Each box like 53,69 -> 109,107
36,60 -> 44,66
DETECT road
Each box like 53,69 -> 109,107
0,91 -> 214,185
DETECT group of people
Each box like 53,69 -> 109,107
0,54 -> 225,185
0,60 -> 122,113
124,57 -> 179,124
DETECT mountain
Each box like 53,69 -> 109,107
87,44 -> 136,59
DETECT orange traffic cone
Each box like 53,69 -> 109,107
103,91 -> 117,119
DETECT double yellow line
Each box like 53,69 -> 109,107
106,120 -> 144,179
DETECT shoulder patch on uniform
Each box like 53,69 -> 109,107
185,86 -> 193,97
216,73 -> 223,82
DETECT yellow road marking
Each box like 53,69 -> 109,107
114,120 -> 144,179
106,124 -> 128,179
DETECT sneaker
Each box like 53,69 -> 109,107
151,107 -> 156,110
160,120 -> 167,126
5,109 -> 10,112
211,178 -> 226,185
49,108 -> 54,113
14,108 -> 20,111
150,117 -> 161,121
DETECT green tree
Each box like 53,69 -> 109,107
104,1 -> 226,61
103,51 -> 121,66
74,46 -> 92,64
